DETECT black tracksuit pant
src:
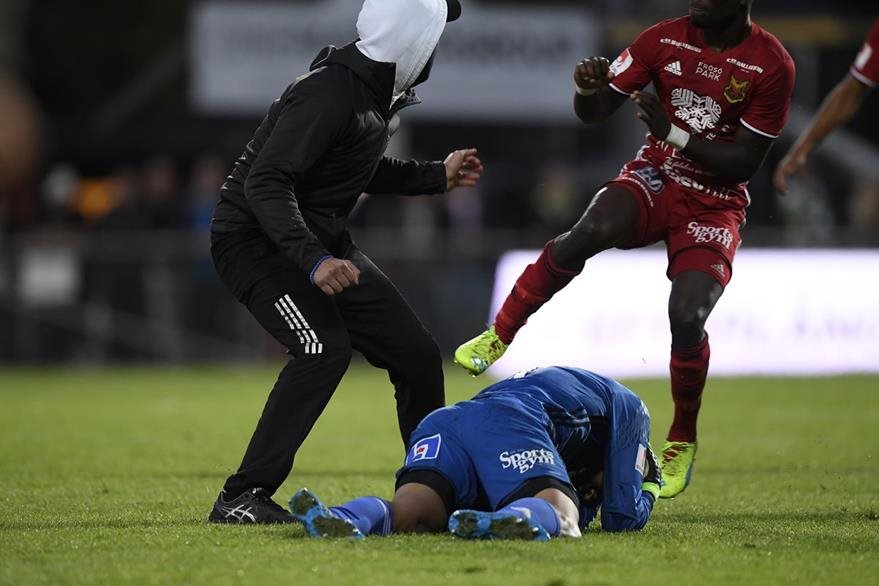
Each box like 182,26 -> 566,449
211,229 -> 445,496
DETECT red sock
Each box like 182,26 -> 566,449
667,334 -> 710,443
493,242 -> 579,344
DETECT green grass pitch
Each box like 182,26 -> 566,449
1,364 -> 877,585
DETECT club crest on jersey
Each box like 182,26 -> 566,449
723,75 -> 750,104
408,434 -> 441,463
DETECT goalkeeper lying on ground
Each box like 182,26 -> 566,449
291,366 -> 661,540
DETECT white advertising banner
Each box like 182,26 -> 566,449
488,249 -> 879,378
190,0 -> 596,120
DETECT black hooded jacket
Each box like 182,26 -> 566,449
211,43 -> 447,275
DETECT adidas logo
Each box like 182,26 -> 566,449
664,61 -> 682,76
710,263 -> 725,276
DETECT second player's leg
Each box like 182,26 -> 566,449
501,185 -> 642,330
550,184 -> 642,271
661,267 -> 725,498
455,185 -> 642,375
668,270 -> 723,348
666,268 -> 724,440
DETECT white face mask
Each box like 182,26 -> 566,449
355,0 -> 448,99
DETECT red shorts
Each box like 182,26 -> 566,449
606,159 -> 745,287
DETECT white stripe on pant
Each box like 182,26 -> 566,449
276,295 -> 323,354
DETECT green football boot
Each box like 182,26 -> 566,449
454,326 -> 508,376
659,441 -> 697,498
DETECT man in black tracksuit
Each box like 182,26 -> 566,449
208,0 -> 482,523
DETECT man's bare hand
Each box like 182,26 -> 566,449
444,148 -> 484,191
772,150 -> 807,194
312,257 -> 360,295
574,57 -> 614,93
631,91 -> 672,141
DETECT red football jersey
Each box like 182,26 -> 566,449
851,17 -> 879,87
608,16 -> 795,207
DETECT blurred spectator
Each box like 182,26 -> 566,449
73,175 -> 122,228
401,197 -> 440,259
87,165 -> 149,360
141,156 -> 183,229
529,161 -> 583,234
0,70 -> 43,229
97,166 -> 147,232
186,153 -> 227,231
41,163 -> 80,227
183,153 -> 234,351
444,180 -> 484,256
774,166 -> 835,246
850,179 -> 879,235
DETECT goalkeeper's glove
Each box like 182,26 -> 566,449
641,443 -> 662,500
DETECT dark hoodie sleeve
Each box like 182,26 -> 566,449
244,76 -> 350,274
365,156 -> 447,196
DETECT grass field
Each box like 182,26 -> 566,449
1,363 -> 877,585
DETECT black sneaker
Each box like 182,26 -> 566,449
208,488 -> 294,524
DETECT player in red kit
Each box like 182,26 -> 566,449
455,0 -> 795,498
773,17 -> 878,192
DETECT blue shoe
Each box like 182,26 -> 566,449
448,509 -> 550,541
289,488 -> 364,539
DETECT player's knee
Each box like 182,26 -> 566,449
550,233 -> 588,269
303,332 -> 353,370
668,301 -> 708,343
558,218 -> 618,263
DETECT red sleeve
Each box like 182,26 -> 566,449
608,24 -> 663,96
850,17 -> 879,87
739,53 -> 796,139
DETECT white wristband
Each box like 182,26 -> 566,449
575,85 -> 597,97
665,125 -> 691,150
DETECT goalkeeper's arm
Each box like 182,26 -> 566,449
600,442 -> 660,532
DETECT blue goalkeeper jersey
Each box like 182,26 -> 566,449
471,366 -> 656,531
